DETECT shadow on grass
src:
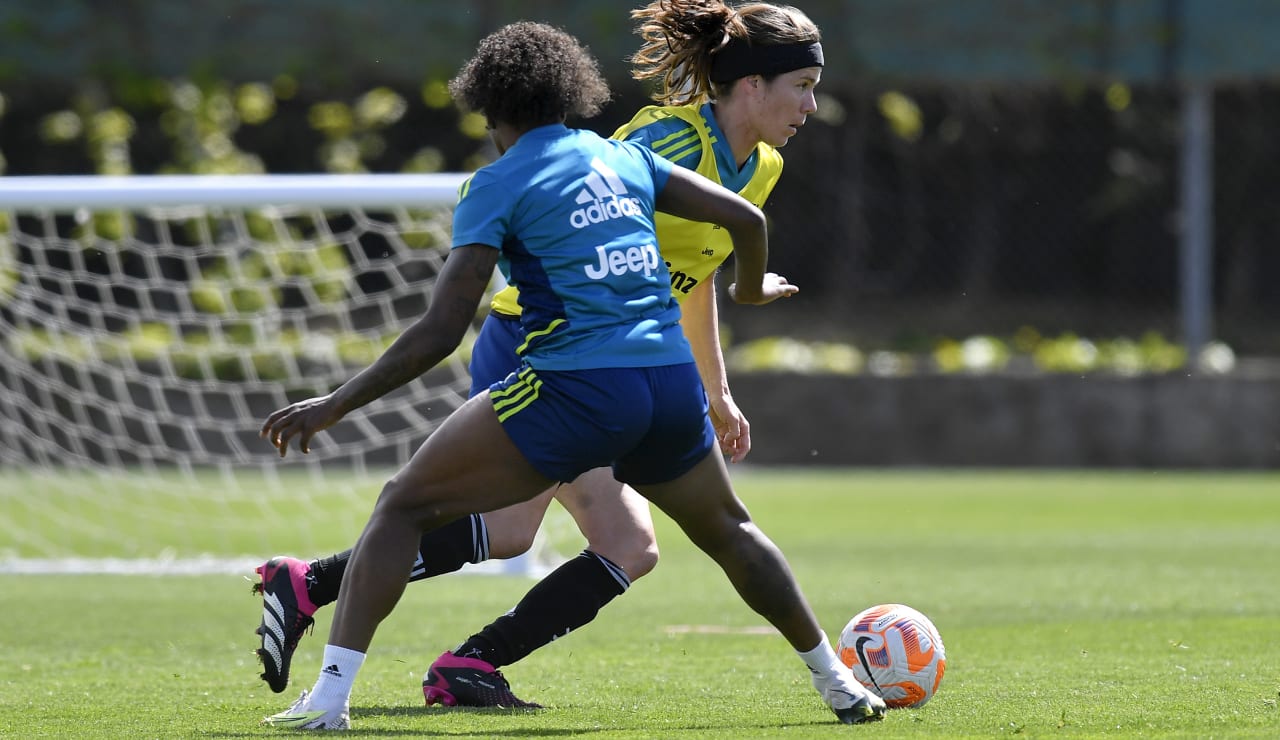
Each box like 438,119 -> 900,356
361,704 -> 852,735
211,703 -> 852,737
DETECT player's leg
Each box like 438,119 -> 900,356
634,450 -> 817,645
254,497 -> 557,690
254,513 -> 492,691
307,490 -> 555,605
253,313 -> 547,693
424,468 -> 658,707
253,497 -> 558,693
632,450 -> 885,724
267,391 -> 557,725
559,469 -> 659,577
617,363 -> 884,724
332,392 -> 555,651
302,512 -> 496,609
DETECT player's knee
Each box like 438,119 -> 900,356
625,539 -> 660,579
373,477 -> 461,533
589,534 -> 659,580
372,477 -> 423,522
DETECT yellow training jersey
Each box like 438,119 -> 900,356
488,103 -> 783,316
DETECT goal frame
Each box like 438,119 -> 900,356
0,172 -> 575,574
0,173 -> 469,209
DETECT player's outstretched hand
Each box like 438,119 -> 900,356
260,394 -> 344,457
728,272 -> 798,305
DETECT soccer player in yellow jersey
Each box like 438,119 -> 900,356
253,0 -> 838,710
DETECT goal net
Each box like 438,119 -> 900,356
0,174 -> 577,575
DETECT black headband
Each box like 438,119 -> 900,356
709,38 -> 824,84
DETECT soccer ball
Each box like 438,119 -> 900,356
837,603 -> 946,709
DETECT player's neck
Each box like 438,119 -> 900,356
489,118 -> 564,154
709,101 -> 759,170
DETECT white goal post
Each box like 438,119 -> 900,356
0,174 -> 575,575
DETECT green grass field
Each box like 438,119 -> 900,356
3,468 -> 1279,738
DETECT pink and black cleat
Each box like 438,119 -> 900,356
422,651 -> 542,708
252,556 -> 318,693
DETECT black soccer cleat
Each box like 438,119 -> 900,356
252,556 -> 317,693
422,651 -> 543,708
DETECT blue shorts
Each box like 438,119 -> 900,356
491,363 -> 715,486
469,312 -> 714,484
468,313 -> 524,397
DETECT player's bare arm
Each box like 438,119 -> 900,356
654,166 -> 768,303
681,279 -> 752,461
261,245 -> 497,456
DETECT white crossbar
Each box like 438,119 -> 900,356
0,173 -> 469,209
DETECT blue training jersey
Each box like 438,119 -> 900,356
451,124 -> 690,371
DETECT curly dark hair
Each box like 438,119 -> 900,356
449,22 -> 612,129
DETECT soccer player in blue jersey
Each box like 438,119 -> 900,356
258,20 -> 883,730
252,0 -> 842,712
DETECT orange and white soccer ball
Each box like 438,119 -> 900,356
837,603 -> 946,709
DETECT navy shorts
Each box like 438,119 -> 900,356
469,312 -> 714,484
490,362 -> 715,486
468,313 -> 524,397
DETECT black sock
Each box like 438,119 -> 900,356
306,513 -> 489,607
408,512 -> 490,581
453,550 -> 630,669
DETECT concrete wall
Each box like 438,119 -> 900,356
733,373 -> 1280,468
5,356 -> 1277,469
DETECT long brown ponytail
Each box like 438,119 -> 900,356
629,1 -> 821,105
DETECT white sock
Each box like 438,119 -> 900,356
309,645 -> 366,709
796,633 -> 845,688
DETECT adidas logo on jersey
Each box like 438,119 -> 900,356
569,157 -> 643,229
